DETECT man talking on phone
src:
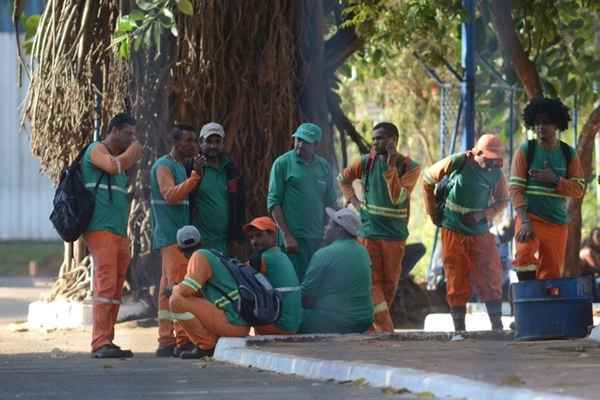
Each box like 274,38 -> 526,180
189,122 -> 245,255
338,122 -> 420,332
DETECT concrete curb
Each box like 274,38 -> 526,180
214,336 -> 583,400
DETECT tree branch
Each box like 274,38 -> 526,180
324,26 -> 363,76
489,0 -> 542,99
326,88 -> 370,154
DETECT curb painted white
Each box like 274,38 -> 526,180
214,337 -> 583,400
27,300 -> 93,330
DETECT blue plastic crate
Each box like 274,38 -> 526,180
511,276 -> 593,340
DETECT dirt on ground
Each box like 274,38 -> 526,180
252,333 -> 600,399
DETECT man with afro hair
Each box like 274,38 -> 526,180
509,97 -> 585,281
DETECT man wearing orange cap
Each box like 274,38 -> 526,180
510,98 -> 585,281
423,134 -> 509,332
243,217 -> 302,335
338,122 -> 421,332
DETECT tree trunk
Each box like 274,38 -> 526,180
564,105 -> 600,275
489,0 -> 543,99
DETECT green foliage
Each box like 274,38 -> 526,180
19,13 -> 40,55
112,0 -> 195,59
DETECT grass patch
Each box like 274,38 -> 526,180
0,240 -> 63,276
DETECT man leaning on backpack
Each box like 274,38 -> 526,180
169,226 -> 250,359
422,134 -> 508,332
338,122 -> 420,332
510,97 -> 585,281
82,112 -> 143,358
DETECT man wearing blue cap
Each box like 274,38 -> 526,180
267,123 -> 338,280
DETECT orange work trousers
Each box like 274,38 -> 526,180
85,231 -> 131,352
441,228 -> 502,308
170,293 -> 249,350
513,214 -> 568,280
362,238 -> 406,332
158,245 -> 189,347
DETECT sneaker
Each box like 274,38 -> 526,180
155,344 -> 176,357
173,342 -> 195,357
179,346 -> 215,359
92,344 -> 134,359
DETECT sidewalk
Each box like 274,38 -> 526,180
215,332 -> 600,400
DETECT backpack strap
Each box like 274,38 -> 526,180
559,141 -> 573,167
526,139 -> 536,173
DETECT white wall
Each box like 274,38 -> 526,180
0,33 -> 58,240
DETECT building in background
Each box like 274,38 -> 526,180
0,0 -> 57,240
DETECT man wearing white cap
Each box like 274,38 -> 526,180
190,122 -> 245,255
300,207 -> 374,334
267,122 -> 338,281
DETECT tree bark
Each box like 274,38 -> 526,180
564,105 -> 600,276
489,0 -> 543,99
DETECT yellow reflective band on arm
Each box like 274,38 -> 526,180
510,176 -> 527,183
158,310 -> 175,321
422,171 -> 437,185
373,302 -> 389,314
524,190 -> 567,199
171,312 -> 195,321
182,277 -> 203,293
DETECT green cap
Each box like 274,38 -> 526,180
292,123 -> 322,144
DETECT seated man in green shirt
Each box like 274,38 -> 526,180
300,208 -> 374,334
244,216 -> 302,335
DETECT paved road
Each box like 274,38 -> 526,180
0,279 -> 422,400
0,353 -> 420,400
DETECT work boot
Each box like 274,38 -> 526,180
179,346 -> 215,359
155,344 -> 176,357
92,344 -> 134,359
450,306 -> 466,332
485,301 -> 503,332
173,341 -> 195,357
516,271 -> 536,281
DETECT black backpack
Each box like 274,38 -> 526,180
49,144 -> 109,242
433,154 -> 467,225
207,250 -> 282,325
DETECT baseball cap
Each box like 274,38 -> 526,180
176,225 -> 202,249
199,122 -> 225,140
325,207 -> 361,237
292,123 -> 322,144
474,134 -> 504,160
242,216 -> 277,235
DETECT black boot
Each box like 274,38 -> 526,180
485,301 -> 503,331
179,346 -> 215,359
450,306 -> 466,332
517,270 -> 536,281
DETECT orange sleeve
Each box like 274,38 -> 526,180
421,156 -> 454,216
508,149 -> 528,210
156,165 -> 201,204
337,159 -> 362,203
383,158 -> 421,205
177,251 -> 213,297
555,153 -> 585,199
90,142 -> 143,175
485,174 -> 509,220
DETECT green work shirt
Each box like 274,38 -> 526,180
300,238 -> 373,333
512,142 -> 575,225
262,247 -> 302,333
442,154 -> 502,236
360,156 -> 419,240
267,150 -> 337,239
150,155 -> 190,250
198,250 -> 247,326
192,158 -> 230,248
82,142 -> 130,237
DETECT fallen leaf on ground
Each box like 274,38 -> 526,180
382,387 -> 411,395
8,322 -> 28,333
353,378 -> 367,385
416,391 -> 436,398
501,375 -> 525,386
103,364 -> 112,369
